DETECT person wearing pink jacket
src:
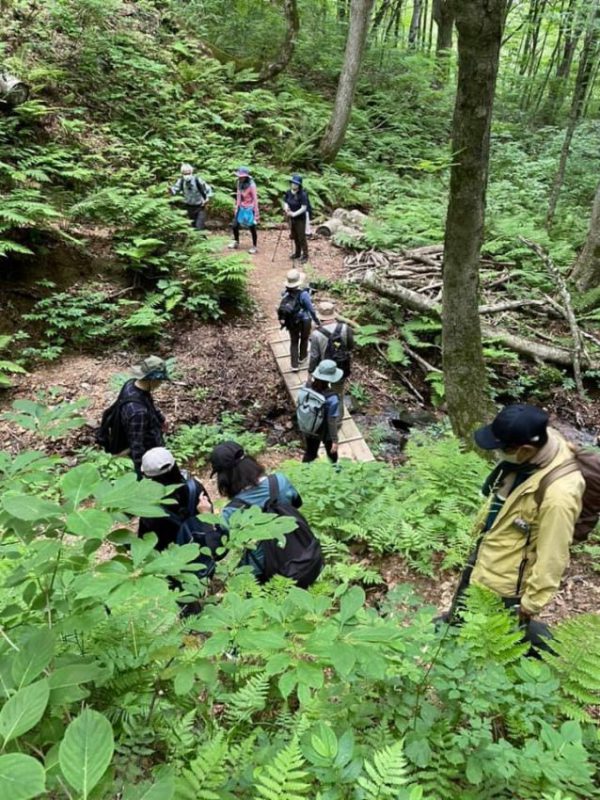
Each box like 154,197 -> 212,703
228,166 -> 260,254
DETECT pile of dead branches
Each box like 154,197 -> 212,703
346,242 -> 600,390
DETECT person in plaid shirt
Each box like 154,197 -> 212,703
118,355 -> 169,477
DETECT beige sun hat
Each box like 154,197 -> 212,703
285,269 -> 305,289
131,355 -> 170,381
318,300 -> 336,317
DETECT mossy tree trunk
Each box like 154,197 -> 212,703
320,0 -> 375,163
571,180 -> 600,290
432,0 -> 454,84
442,0 -> 507,440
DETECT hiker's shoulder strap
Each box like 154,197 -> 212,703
334,322 -> 343,337
267,474 -> 279,502
534,458 -> 581,506
185,478 -> 200,518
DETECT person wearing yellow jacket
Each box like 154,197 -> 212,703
444,403 -> 585,651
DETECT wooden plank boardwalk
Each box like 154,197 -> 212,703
267,326 -> 375,462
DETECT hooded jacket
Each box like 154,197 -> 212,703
470,428 -> 585,615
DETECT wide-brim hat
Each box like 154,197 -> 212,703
290,174 -> 303,185
235,166 -> 251,177
313,359 -> 344,384
210,441 -> 245,476
142,447 -> 175,477
131,355 -> 169,381
285,269 -> 305,289
474,404 -> 549,450
318,300 -> 336,317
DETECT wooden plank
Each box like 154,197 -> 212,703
268,337 -> 375,463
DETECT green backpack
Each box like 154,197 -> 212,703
296,386 -> 326,435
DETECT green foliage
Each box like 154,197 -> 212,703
0,335 -> 27,387
2,393 -> 88,439
253,738 -> 310,800
168,413 -> 267,465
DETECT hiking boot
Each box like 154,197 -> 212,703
300,255 -> 309,263
228,241 -> 239,249
290,253 -> 301,260
248,247 -> 257,254
291,366 -> 299,372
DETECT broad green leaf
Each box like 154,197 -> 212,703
330,643 -> 356,677
60,464 -> 101,505
131,534 -> 159,567
49,663 -> 106,691
0,679 -> 50,743
338,586 -> 365,624
0,753 -> 46,799
12,629 -> 55,688
123,774 -> 174,800
59,709 -> 114,799
311,723 -> 338,760
1,494 -> 62,521
66,509 -> 113,539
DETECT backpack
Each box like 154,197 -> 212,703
95,381 -> 155,455
534,446 -> 600,542
319,323 -> 351,378
277,290 -> 302,329
230,475 -> 322,588
172,477 -> 226,578
305,190 -> 313,218
296,386 -> 327,435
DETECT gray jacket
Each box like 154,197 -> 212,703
171,175 -> 212,206
309,322 -> 354,375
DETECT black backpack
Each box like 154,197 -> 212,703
95,388 -> 132,455
277,290 -> 303,330
172,477 -> 226,579
320,323 -> 351,378
230,475 -> 323,588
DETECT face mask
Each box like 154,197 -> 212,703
499,450 -> 522,464
291,185 -> 299,193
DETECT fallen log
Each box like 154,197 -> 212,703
332,208 -> 369,227
362,270 -> 599,369
316,218 -> 363,240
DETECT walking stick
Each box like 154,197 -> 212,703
271,224 -> 285,263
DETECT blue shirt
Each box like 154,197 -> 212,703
221,472 -> 300,526
281,288 -> 319,324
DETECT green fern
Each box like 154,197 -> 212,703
541,614 -> 600,722
357,739 -> 412,799
175,730 -> 228,800
252,737 -> 311,800
223,673 -> 269,722
458,586 -> 529,665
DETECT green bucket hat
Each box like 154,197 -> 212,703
313,359 -> 343,384
131,355 -> 169,381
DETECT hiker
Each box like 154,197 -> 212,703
229,166 -> 259,254
198,442 -> 321,587
308,300 -> 353,410
138,447 -> 212,551
170,163 -> 212,230
297,359 -> 342,464
278,269 -> 320,372
283,174 -> 309,262
118,356 -> 169,478
440,403 -> 585,653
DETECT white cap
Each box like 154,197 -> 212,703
141,447 -> 175,477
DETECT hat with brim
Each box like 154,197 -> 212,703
474,404 -> 549,450
313,359 -> 344,384
318,300 -> 336,317
285,269 -> 304,289
290,174 -> 302,185
131,355 -> 170,381
141,447 -> 175,477
210,441 -> 245,476
235,166 -> 250,177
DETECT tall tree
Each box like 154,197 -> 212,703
320,0 -> 375,162
442,0 -> 507,439
408,0 -> 423,46
570,180 -> 600,290
546,0 -> 600,226
432,0 -> 454,82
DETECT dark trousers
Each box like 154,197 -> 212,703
232,220 -> 257,246
291,216 -> 308,258
186,204 -> 206,230
289,319 -> 311,368
303,434 -> 338,464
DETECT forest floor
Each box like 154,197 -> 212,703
0,228 -> 598,624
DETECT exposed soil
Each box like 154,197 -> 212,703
0,227 -> 598,625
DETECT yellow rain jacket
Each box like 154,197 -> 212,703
470,429 -> 585,616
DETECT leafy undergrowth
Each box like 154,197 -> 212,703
0,402 -> 599,797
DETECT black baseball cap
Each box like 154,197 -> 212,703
209,441 -> 245,476
474,404 -> 549,450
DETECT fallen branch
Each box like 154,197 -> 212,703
478,299 -> 547,314
362,270 -> 599,369
520,237 -> 586,396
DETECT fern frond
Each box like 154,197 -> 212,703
175,730 -> 228,800
223,673 -> 269,722
357,739 -> 411,799
252,737 -> 310,800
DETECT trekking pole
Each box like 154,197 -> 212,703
271,224 -> 285,263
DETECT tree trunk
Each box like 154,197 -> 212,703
442,0 -> 507,440
408,0 -> 422,46
432,0 -> 454,84
256,0 -> 300,83
319,0 -> 375,162
571,180 -> 600,290
546,0 -> 600,226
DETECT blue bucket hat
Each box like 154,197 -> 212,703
235,166 -> 251,177
290,174 -> 303,185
